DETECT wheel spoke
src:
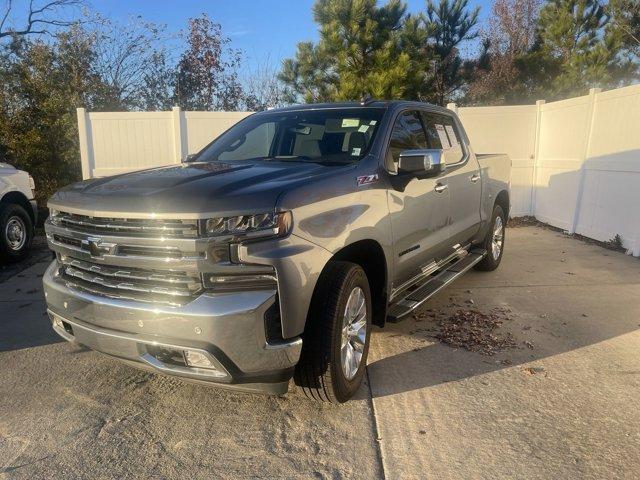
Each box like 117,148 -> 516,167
351,334 -> 365,352
354,294 -> 365,321
349,316 -> 366,336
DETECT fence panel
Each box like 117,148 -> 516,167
533,94 -> 593,231
575,84 -> 640,255
86,111 -> 177,178
455,105 -> 538,216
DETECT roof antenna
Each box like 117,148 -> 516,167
360,94 -> 374,105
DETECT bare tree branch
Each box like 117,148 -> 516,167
0,0 -> 84,38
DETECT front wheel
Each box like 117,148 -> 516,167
474,204 -> 506,271
294,261 -> 372,403
0,203 -> 34,263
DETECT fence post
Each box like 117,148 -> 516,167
76,108 -> 92,179
446,102 -> 458,114
172,106 -> 185,163
569,87 -> 601,234
530,100 -> 545,217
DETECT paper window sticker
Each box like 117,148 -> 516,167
351,147 -> 362,156
445,125 -> 458,146
435,124 -> 451,148
342,118 -> 360,128
358,125 -> 369,133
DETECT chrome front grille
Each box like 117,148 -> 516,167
49,211 -> 199,238
58,257 -> 202,306
46,210 -> 208,305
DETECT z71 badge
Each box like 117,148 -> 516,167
356,174 -> 379,187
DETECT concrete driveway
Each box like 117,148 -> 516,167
1,226 -> 639,479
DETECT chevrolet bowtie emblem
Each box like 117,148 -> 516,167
81,237 -> 114,257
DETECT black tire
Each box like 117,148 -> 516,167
0,203 -> 34,263
474,204 -> 506,271
294,261 -> 372,403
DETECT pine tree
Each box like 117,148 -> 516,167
423,0 -> 480,105
279,0 -> 430,102
607,0 -> 640,61
527,0 -> 632,97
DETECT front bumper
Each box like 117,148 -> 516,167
43,261 -> 302,394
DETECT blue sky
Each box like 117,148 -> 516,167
91,0 -> 493,72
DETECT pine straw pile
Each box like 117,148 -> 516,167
417,307 -> 517,355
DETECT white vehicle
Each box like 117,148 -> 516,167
0,162 -> 37,261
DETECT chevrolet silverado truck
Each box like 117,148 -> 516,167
1,162 -> 37,262
43,101 -> 510,403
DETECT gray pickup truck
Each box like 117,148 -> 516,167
43,101 -> 510,403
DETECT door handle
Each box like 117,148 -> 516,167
470,174 -> 481,183
434,183 -> 448,193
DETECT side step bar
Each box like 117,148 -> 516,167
386,249 -> 486,323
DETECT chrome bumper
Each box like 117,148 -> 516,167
43,261 -> 302,394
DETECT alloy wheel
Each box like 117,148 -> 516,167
340,286 -> 367,380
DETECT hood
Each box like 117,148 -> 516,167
49,161 -> 351,218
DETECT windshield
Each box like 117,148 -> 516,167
194,108 -> 385,165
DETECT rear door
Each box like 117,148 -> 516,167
420,111 -> 482,248
386,110 -> 451,289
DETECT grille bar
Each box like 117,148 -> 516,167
64,258 -> 200,290
59,274 -> 188,307
50,212 -> 199,238
63,266 -> 193,297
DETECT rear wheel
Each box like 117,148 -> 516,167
294,261 -> 372,403
0,203 -> 33,263
474,204 -> 506,271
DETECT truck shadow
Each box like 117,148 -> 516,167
366,225 -> 640,398
0,243 -> 63,353
367,308 -> 640,398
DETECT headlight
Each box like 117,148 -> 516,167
203,211 -> 292,238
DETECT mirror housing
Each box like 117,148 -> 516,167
398,149 -> 446,178
182,153 -> 196,163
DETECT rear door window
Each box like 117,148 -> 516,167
420,112 -> 465,164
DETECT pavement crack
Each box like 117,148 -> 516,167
366,366 -> 387,480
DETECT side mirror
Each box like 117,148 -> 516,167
182,153 -> 196,163
398,149 -> 446,178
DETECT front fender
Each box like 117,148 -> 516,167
238,234 -> 333,339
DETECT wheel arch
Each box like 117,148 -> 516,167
312,239 -> 388,328
495,189 -> 510,218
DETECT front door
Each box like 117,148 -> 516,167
386,110 -> 451,290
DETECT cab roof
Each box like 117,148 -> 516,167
264,100 -> 450,115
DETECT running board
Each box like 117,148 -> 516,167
386,249 -> 487,323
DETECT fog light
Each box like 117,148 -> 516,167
53,316 -> 64,329
183,350 -> 215,369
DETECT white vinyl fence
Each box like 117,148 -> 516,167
449,83 -> 640,256
77,107 -> 251,178
77,83 -> 640,256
